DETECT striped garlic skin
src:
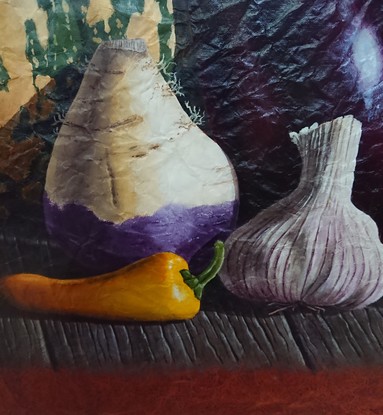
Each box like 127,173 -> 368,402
220,115 -> 383,309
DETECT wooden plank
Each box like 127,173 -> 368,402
41,318 -> 197,370
0,317 -> 51,367
38,311 -> 305,371
190,310 -> 306,369
287,306 -> 383,370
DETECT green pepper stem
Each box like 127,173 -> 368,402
180,240 -> 225,301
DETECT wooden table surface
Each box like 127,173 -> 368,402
1,211 -> 383,373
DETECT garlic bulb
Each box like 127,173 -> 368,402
220,115 -> 383,309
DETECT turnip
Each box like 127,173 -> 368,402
44,39 -> 238,273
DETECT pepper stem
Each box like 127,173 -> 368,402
180,241 -> 225,300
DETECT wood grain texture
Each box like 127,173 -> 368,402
287,305 -> 383,370
35,311 -> 306,371
0,317 -> 51,367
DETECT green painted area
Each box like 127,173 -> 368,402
156,0 -> 173,64
26,0 -> 87,81
108,0 -> 144,38
0,56 -> 10,92
24,0 -> 169,84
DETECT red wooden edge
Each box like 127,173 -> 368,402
0,366 -> 382,415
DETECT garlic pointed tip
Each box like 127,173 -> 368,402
342,114 -> 362,130
309,122 -> 319,130
289,131 -> 299,144
289,122 -> 320,142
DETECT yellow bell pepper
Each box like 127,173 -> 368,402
0,241 -> 224,321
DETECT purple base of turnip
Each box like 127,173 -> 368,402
44,195 -> 238,273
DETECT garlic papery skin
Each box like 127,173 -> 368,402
220,115 -> 383,309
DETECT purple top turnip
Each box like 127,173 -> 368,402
44,39 -> 238,273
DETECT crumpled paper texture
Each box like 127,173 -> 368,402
174,0 -> 383,234
0,0 -> 174,219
